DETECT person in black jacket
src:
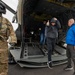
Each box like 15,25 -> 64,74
46,17 -> 61,68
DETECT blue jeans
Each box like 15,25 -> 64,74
40,33 -> 45,45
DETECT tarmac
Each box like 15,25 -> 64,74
8,63 -> 74,75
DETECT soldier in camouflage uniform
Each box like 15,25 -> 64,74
0,2 -> 17,75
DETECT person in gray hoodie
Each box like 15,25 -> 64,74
46,18 -> 61,68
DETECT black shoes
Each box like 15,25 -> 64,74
73,72 -> 75,75
64,66 -> 73,71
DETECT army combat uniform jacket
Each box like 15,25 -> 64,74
0,16 -> 17,75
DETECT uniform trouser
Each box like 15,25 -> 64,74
46,37 -> 56,62
0,40 -> 8,75
66,45 -> 75,71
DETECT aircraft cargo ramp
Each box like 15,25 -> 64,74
10,43 -> 67,68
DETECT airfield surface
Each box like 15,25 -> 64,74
8,64 -> 73,75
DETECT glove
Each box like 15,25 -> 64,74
54,18 -> 57,20
46,20 -> 49,26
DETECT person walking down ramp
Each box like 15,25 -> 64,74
46,18 -> 61,69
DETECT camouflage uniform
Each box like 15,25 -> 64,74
0,17 -> 17,75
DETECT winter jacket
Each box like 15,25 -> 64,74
66,24 -> 75,46
46,25 -> 58,38
45,20 -> 61,38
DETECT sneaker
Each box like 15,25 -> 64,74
73,72 -> 75,75
47,62 -> 53,69
64,66 -> 73,71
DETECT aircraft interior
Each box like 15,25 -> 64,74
15,0 -> 75,54
10,0 -> 75,67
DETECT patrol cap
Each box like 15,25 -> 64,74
0,2 -> 6,14
50,18 -> 56,23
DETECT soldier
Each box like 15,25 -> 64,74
0,2 -> 17,75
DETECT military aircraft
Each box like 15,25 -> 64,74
2,0 -> 75,68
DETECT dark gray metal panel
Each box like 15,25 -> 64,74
17,59 -> 67,68
19,55 -> 67,62
10,49 -> 44,61
55,45 -> 66,55
10,49 -> 21,60
63,0 -> 75,2
35,0 -> 68,16
17,62 -> 47,68
28,45 -> 43,55
23,0 -> 40,15
10,48 -> 67,62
